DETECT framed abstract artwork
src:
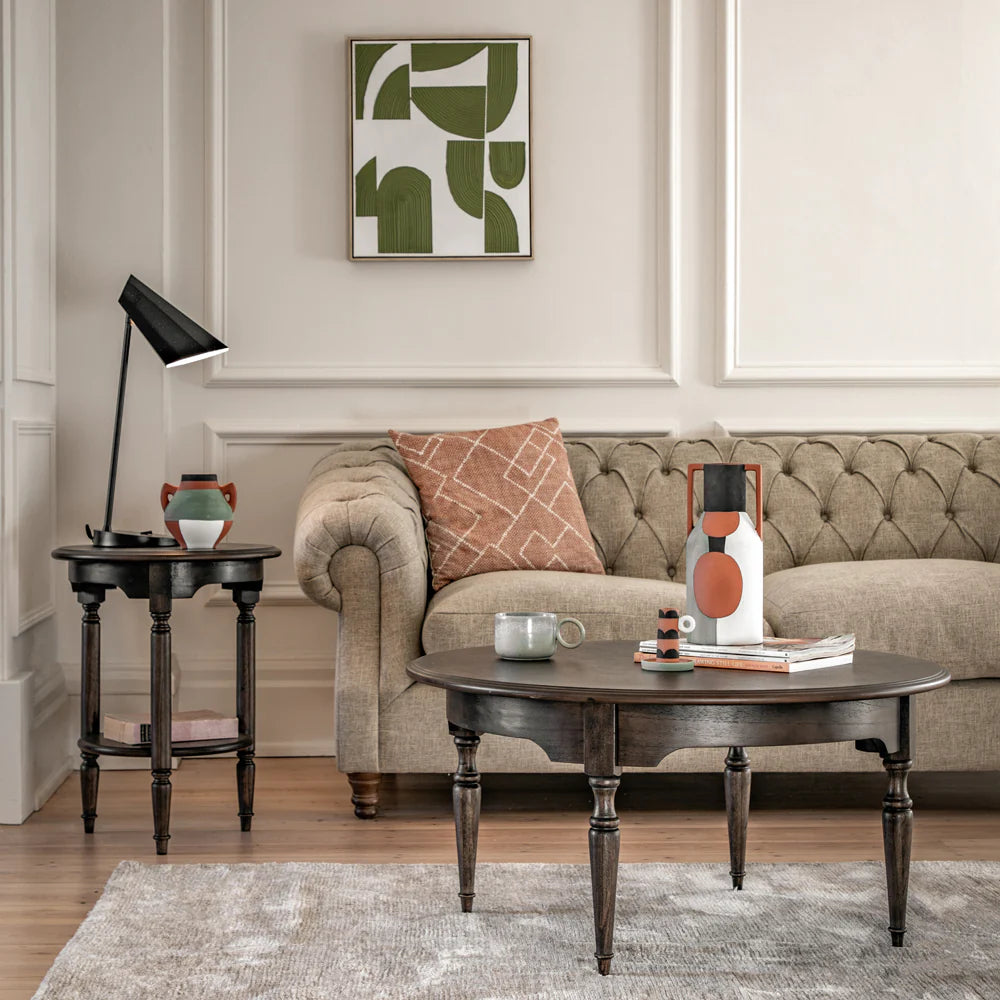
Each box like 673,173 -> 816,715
348,37 -> 532,261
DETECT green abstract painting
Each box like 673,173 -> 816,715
349,37 -> 532,259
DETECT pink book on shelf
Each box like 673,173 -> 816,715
103,710 -> 239,745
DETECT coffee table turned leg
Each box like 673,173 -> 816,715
584,701 -> 620,976
724,746 -> 751,889
588,774 -> 621,976
451,724 -> 481,913
882,752 -> 913,947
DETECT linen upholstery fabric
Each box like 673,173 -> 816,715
764,559 -> 1000,681
421,570 -> 687,654
565,433 -> 1000,580
292,433 -> 1000,779
295,442 -> 427,772
388,418 -> 604,590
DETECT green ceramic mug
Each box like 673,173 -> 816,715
494,612 -> 586,660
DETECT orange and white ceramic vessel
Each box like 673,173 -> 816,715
685,463 -> 763,645
161,474 -> 236,550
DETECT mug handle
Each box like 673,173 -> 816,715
557,617 -> 586,649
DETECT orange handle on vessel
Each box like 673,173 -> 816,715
686,463 -> 763,538
160,483 -> 178,512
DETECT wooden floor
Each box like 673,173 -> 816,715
2,758 -> 999,997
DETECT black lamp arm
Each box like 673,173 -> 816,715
102,315 -> 132,533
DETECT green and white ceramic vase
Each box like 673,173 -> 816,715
160,474 -> 237,550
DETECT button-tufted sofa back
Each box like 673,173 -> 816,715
565,434 -> 1000,581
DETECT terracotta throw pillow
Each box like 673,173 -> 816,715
388,418 -> 605,590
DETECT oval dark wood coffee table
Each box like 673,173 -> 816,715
407,642 -> 950,975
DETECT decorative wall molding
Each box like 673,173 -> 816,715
201,0 -> 680,388
713,417 -> 1000,437
179,657 -> 334,692
203,417 -> 680,457
206,581 -> 309,608
202,418 -> 678,606
34,756 -> 70,811
12,420 -> 55,634
1,0 -> 11,387
177,656 -> 335,755
715,0 -> 1000,386
62,660 -> 179,698
31,660 -> 67,730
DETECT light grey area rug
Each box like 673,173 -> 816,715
33,861 -> 999,999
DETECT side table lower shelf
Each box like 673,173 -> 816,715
79,733 -> 254,758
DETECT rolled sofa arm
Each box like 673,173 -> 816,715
294,440 -> 427,610
294,440 -> 429,773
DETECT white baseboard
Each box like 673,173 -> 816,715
254,739 -> 334,757
31,664 -> 72,812
0,675 -> 33,824
34,758 -> 72,810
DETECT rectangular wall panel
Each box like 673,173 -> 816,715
203,0 -> 676,386
14,421 -> 55,633
11,0 -> 54,384
719,0 -> 1000,384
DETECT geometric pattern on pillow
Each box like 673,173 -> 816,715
388,417 -> 605,590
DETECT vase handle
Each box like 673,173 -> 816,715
686,464 -> 704,535
747,463 -> 763,537
221,482 -> 237,512
160,483 -> 177,512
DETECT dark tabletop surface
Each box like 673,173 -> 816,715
52,543 -> 281,562
407,641 -> 951,705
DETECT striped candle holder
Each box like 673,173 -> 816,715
641,607 -> 695,672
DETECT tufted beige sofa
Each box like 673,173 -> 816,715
294,434 -> 1000,816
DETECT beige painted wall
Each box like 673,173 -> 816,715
52,0 -> 1000,762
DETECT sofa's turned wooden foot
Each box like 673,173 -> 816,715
347,772 -> 381,818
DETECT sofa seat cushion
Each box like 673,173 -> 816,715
422,570 -> 686,656
764,558 -> 1000,681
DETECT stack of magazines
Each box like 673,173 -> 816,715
636,634 -> 856,673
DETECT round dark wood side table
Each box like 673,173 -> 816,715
407,642 -> 950,975
52,543 -> 281,854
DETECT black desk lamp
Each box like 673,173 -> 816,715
86,275 -> 229,547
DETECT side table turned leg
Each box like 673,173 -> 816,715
451,725 -> 481,913
882,753 -> 913,947
149,585 -> 173,856
235,591 -> 259,832
236,753 -> 255,832
79,597 -> 103,834
724,746 -> 751,889
80,752 -> 99,834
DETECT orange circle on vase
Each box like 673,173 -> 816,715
693,552 -> 743,618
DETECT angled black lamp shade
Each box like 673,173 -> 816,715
86,275 -> 229,547
119,275 -> 228,368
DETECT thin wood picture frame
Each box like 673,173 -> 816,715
347,36 -> 534,261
